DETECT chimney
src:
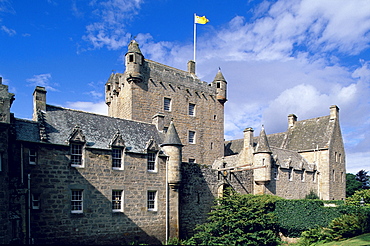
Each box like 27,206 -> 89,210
288,114 -> 297,128
330,105 -> 339,120
152,112 -> 165,132
187,60 -> 195,74
0,77 -> 2,84
243,127 -> 254,164
33,86 -> 47,121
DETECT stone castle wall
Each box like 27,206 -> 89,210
21,143 -> 167,245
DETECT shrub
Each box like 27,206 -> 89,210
305,190 -> 320,199
346,189 -> 370,206
186,194 -> 281,246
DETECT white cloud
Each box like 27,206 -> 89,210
26,73 -> 59,91
1,25 -> 16,36
82,0 -> 143,50
66,101 -> 108,115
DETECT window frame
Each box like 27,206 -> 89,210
70,143 -> 84,168
112,147 -> 124,170
71,190 -> 83,214
164,97 -> 171,111
147,190 -> 157,211
29,149 -> 37,165
188,158 -> 195,164
188,103 -> 196,116
147,151 -> 157,172
188,131 -> 196,144
112,190 -> 124,212
32,193 -> 40,210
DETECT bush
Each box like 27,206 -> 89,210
346,189 -> 370,206
186,193 -> 281,246
305,190 -> 320,199
275,199 -> 341,237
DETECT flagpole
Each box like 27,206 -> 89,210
193,13 -> 196,62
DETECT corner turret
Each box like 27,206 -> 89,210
125,40 -> 144,84
253,126 -> 272,188
213,68 -> 227,104
161,121 -> 182,188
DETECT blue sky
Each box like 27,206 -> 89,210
0,0 -> 369,174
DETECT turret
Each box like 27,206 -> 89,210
0,77 -> 15,124
213,68 -> 227,104
253,126 -> 272,185
161,121 -> 183,189
125,40 -> 144,83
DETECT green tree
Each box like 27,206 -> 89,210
346,189 -> 370,206
347,173 -> 363,197
186,193 -> 281,246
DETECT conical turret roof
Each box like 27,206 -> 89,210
255,125 -> 271,153
127,40 -> 142,54
213,68 -> 227,83
161,121 -> 182,146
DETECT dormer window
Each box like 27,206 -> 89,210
112,148 -> 124,170
70,143 -> 83,167
29,149 -> 37,165
147,151 -> 157,171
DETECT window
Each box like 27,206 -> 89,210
29,149 -> 37,165
301,170 -> 305,182
147,152 -> 156,171
288,168 -> 293,181
273,166 -> 279,180
189,158 -> 195,164
71,190 -> 83,213
333,170 -> 336,182
32,194 -> 40,209
313,171 -> 316,182
188,131 -> 195,144
147,191 -> 157,211
70,143 -> 83,167
339,153 -> 342,163
129,54 -> 134,62
189,103 -> 195,116
112,190 -> 123,212
216,82 -> 221,88
112,148 -> 123,170
164,97 -> 171,111
0,153 -> 2,172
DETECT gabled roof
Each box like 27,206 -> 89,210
15,105 -> 162,153
224,114 -> 335,155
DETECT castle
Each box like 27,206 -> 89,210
0,40 -> 345,244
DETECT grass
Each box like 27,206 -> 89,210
316,233 -> 370,246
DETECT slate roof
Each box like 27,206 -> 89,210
15,105 -> 163,153
224,115 -> 333,156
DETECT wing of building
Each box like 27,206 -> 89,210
0,41 -> 345,244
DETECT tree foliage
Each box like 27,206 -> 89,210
347,173 -> 363,197
356,170 -> 370,189
186,193 -> 281,246
346,189 -> 370,207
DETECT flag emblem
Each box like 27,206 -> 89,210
195,15 -> 209,24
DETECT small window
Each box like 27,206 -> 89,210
32,194 -> 40,209
273,166 -> 279,180
0,153 -> 2,172
313,171 -> 316,182
163,127 -> 168,133
112,148 -> 123,170
71,190 -> 83,213
333,170 -> 335,182
129,54 -> 134,62
288,168 -> 293,181
188,131 -> 195,144
216,82 -> 221,88
164,98 -> 171,111
189,103 -> 195,116
341,172 -> 344,183
106,84 -> 111,91
112,190 -> 123,212
70,143 -> 83,167
29,149 -> 37,165
339,153 -> 342,163
147,190 -> 157,211
189,158 -> 195,164
147,152 -> 156,171
301,170 -> 305,182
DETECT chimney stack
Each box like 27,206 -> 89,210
330,105 -> 339,120
288,114 -> 297,128
187,60 -> 195,74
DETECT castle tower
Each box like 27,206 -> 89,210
125,40 -> 144,84
253,126 -> 272,194
212,68 -> 227,104
161,121 -> 182,239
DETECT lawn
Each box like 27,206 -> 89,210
313,233 -> 370,246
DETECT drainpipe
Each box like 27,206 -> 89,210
21,144 -> 24,184
165,157 -> 169,244
28,174 -> 32,244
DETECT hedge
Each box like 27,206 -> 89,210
275,200 -> 370,237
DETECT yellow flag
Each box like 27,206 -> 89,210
195,15 -> 209,24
